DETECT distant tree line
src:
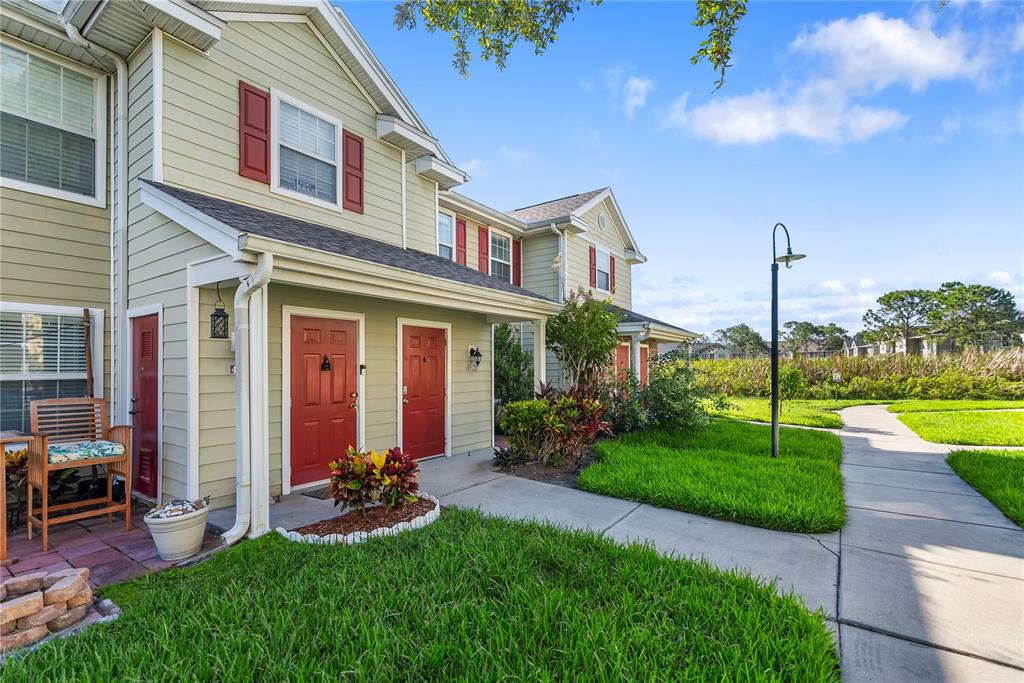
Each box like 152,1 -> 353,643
696,281 -> 1023,357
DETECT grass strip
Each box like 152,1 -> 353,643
898,410 -> 1024,446
888,399 -> 1024,413
3,508 -> 839,681
579,420 -> 845,533
947,450 -> 1024,528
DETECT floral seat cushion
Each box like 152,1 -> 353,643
48,440 -> 126,464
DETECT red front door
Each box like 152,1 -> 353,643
639,346 -> 649,386
290,316 -> 358,486
402,325 -> 446,459
130,314 -> 159,498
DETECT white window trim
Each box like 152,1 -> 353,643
488,227 -> 513,283
0,302 -> 105,399
595,247 -> 611,294
269,88 -> 343,212
437,209 -> 456,260
0,38 -> 108,208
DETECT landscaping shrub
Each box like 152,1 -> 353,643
494,322 -> 533,418
328,446 -> 420,513
546,288 -> 620,400
605,373 -> 651,434
694,349 -> 1024,400
605,357 -> 727,434
498,395 -> 609,468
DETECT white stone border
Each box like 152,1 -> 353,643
275,494 -> 440,545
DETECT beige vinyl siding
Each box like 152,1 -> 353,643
521,232 -> 559,300
575,198 -> 632,308
405,167 -> 436,255
161,22 -> 422,248
196,284 -> 239,508
466,220 -> 481,271
0,187 -> 112,400
565,232 -> 631,309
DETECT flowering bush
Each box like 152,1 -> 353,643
328,446 -> 420,515
497,395 -> 610,468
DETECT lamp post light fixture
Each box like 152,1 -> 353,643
771,223 -> 806,458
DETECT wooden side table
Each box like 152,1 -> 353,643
1,430 -> 37,566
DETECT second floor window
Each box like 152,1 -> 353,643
596,249 -> 611,291
490,232 -> 512,282
0,43 -> 103,205
273,93 -> 340,208
437,213 -> 454,260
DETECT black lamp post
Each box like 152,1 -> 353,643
771,223 -> 806,457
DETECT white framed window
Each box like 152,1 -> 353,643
490,230 -> 512,283
0,40 -> 107,207
0,303 -> 104,433
437,211 -> 455,260
596,248 -> 611,291
270,89 -> 342,211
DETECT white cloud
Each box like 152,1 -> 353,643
989,270 -> 1013,284
623,77 -> 655,118
822,280 -> 847,293
662,11 -> 991,145
1013,23 -> 1024,53
497,146 -> 534,166
459,158 -> 486,178
664,81 -> 908,145
791,12 -> 987,93
858,277 -> 875,289
605,66 -> 655,118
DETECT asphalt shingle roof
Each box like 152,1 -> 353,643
142,181 -> 554,302
506,188 -> 607,223
609,304 -> 695,336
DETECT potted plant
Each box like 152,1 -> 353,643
143,496 -> 211,561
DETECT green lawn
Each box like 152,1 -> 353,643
4,509 -> 838,682
579,420 -> 845,533
947,450 -> 1024,527
898,410 -> 1024,446
709,398 -> 887,429
888,400 -> 1024,413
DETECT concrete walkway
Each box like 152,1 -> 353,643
420,406 -> 1024,682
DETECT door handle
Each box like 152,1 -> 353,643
349,402 -> 357,409
402,398 -> 409,404
128,397 -> 140,416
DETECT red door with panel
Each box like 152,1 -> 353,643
130,314 -> 159,498
290,316 -> 358,486
614,344 -> 631,380
402,326 -> 446,459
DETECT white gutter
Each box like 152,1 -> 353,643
61,22 -> 128,421
222,253 -> 273,545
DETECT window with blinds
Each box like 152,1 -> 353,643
277,99 -> 338,205
0,311 -> 89,433
0,44 -> 98,198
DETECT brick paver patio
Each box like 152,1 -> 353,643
3,507 -> 221,587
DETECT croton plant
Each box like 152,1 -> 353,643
328,446 -> 420,515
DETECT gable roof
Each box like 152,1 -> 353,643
506,188 -> 607,223
609,305 -> 697,338
140,181 -> 553,302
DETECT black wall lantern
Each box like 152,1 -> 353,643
210,281 -> 230,339
468,345 -> 483,368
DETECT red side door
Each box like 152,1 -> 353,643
402,325 -> 446,459
615,344 -> 631,380
639,346 -> 649,385
130,314 -> 159,498
290,316 -> 358,486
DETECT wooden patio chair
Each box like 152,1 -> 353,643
27,398 -> 132,551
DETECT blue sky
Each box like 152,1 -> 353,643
341,1 -> 1023,337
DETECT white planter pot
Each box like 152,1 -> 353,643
143,506 -> 210,561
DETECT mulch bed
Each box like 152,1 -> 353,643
504,450 -> 596,489
293,498 -> 437,537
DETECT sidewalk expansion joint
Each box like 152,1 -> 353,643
839,543 -> 1024,582
847,505 -> 1020,532
601,503 -> 643,535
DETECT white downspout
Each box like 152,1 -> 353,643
61,24 -> 127,418
222,253 -> 273,545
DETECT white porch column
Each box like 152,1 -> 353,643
629,334 -> 641,381
532,319 -> 546,390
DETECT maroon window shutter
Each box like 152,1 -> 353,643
589,245 -> 597,288
238,81 -> 270,184
455,219 -> 467,265
478,226 -> 489,273
610,255 -> 616,293
512,239 -> 522,286
342,130 -> 364,213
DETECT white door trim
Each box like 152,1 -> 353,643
281,306 -> 366,495
126,304 -> 163,503
396,318 -> 452,458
